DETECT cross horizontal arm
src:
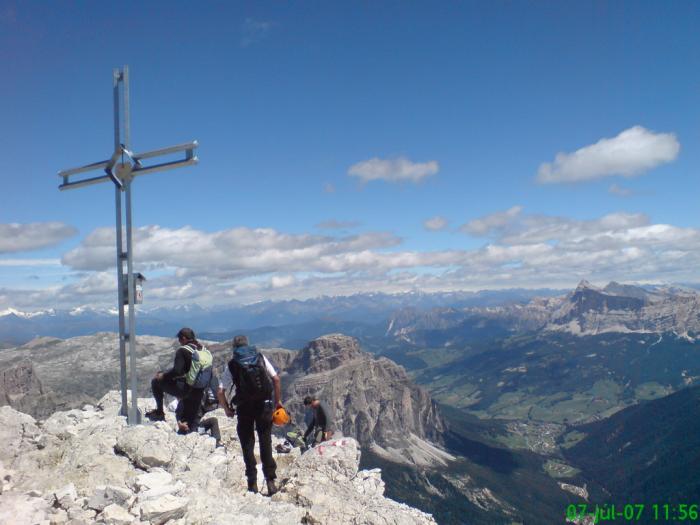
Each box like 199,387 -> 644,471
58,159 -> 110,178
59,174 -> 112,191
57,140 -> 198,191
132,156 -> 198,177
132,141 -> 198,162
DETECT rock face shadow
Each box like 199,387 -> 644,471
443,431 -> 518,474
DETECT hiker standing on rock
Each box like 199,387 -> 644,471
217,335 -> 283,496
303,396 -> 333,445
146,327 -> 212,422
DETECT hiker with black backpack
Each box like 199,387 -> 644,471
217,335 -> 283,496
146,327 -> 213,422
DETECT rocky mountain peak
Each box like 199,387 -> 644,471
0,393 -> 435,524
575,279 -> 597,291
290,333 -> 363,374
280,335 -> 449,467
602,281 -> 650,301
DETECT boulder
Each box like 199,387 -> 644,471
115,425 -> 174,469
53,483 -> 77,509
0,491 -> 50,525
0,406 -> 41,465
88,485 -> 135,512
278,437 -> 436,524
0,392 -> 436,525
99,503 -> 135,525
137,494 -> 188,524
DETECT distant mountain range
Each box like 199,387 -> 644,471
0,288 -> 562,345
386,281 -> 700,345
3,281 -> 699,523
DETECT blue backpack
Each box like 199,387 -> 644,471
228,345 -> 273,405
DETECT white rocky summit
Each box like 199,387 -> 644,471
0,391 -> 435,525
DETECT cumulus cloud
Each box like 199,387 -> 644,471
3,208 -> 700,310
348,157 -> 439,183
424,216 -> 449,231
461,206 -> 523,236
0,222 -> 77,253
0,258 -> 61,267
537,126 -> 680,184
62,225 -> 404,275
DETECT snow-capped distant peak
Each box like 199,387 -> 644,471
69,305 -> 120,317
0,307 -> 56,319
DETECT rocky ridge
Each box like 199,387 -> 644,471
0,390 -> 435,525
386,281 -> 700,340
272,334 -> 451,467
0,334 -> 451,471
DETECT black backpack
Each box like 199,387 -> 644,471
201,373 -> 219,413
228,345 -> 273,405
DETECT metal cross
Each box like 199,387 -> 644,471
57,66 -> 198,425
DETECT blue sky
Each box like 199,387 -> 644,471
2,1 -> 700,310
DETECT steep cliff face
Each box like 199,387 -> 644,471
0,359 -> 43,402
281,334 -> 450,467
0,359 -> 59,419
546,281 -> 700,336
385,281 -> 700,340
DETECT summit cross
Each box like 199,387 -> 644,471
57,66 -> 199,424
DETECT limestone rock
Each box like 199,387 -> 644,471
353,468 -> 385,497
282,334 -> 449,467
278,436 -> 436,524
88,485 -> 135,512
133,469 -> 173,492
0,392 -> 436,525
115,425 -> 174,469
137,494 -> 187,524
48,508 -> 69,524
0,491 -> 50,524
67,506 -> 98,522
0,405 -> 41,465
0,359 -> 45,413
100,503 -> 135,525
53,483 -> 77,509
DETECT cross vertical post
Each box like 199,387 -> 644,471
58,66 -> 199,425
113,68 -> 128,419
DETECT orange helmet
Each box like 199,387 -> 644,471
272,407 -> 290,426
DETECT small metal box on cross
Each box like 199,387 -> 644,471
57,66 -> 198,424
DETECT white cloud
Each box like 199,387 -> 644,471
61,225 -> 404,275
3,208 -> 700,310
348,157 -> 439,183
461,206 -> 523,236
0,258 -> 61,267
323,183 -> 336,194
0,222 -> 77,253
424,216 -> 449,231
537,126 -> 680,184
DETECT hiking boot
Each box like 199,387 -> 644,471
247,479 -> 258,493
266,479 -> 278,496
145,409 -> 165,421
